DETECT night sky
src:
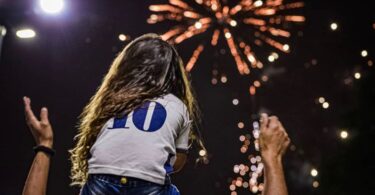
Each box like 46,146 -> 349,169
0,0 -> 374,194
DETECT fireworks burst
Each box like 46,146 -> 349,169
148,0 -> 305,75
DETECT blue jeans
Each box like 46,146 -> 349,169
80,174 -> 180,195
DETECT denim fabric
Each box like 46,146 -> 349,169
80,174 -> 180,195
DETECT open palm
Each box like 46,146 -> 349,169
23,96 -> 53,148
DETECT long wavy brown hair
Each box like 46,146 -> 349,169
70,33 -> 203,186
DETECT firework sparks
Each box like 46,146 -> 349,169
148,0 -> 305,75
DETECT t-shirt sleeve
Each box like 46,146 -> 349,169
175,107 -> 192,153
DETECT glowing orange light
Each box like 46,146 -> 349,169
249,86 -> 256,95
211,29 -> 220,46
186,44 -> 204,71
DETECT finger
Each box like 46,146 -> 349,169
286,137 -> 291,145
284,137 -> 291,149
40,107 -> 50,124
260,113 -> 269,131
278,122 -> 289,142
23,96 -> 38,123
269,116 -> 279,122
281,128 -> 288,137
278,121 -> 288,135
268,116 -> 279,130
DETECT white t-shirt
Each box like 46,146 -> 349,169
88,93 -> 191,185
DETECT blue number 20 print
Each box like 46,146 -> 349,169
111,101 -> 167,132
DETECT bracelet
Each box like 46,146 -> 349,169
33,145 -> 55,157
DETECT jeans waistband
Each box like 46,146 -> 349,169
88,174 -> 171,186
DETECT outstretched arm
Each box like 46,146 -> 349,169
22,97 -> 54,195
260,114 -> 290,195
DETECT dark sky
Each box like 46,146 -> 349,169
0,0 -> 374,194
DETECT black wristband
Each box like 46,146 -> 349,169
33,145 -> 55,157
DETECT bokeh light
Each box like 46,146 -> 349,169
39,0 -> 64,14
16,29 -> 36,39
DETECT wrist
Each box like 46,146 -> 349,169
33,145 -> 56,157
262,152 -> 282,166
39,140 -> 53,148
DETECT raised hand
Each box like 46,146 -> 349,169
259,113 -> 290,162
259,113 -> 290,195
23,96 -> 53,148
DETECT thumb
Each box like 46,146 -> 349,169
40,107 -> 49,124
260,113 -> 269,131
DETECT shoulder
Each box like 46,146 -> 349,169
159,94 -> 187,110
154,94 -> 189,120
